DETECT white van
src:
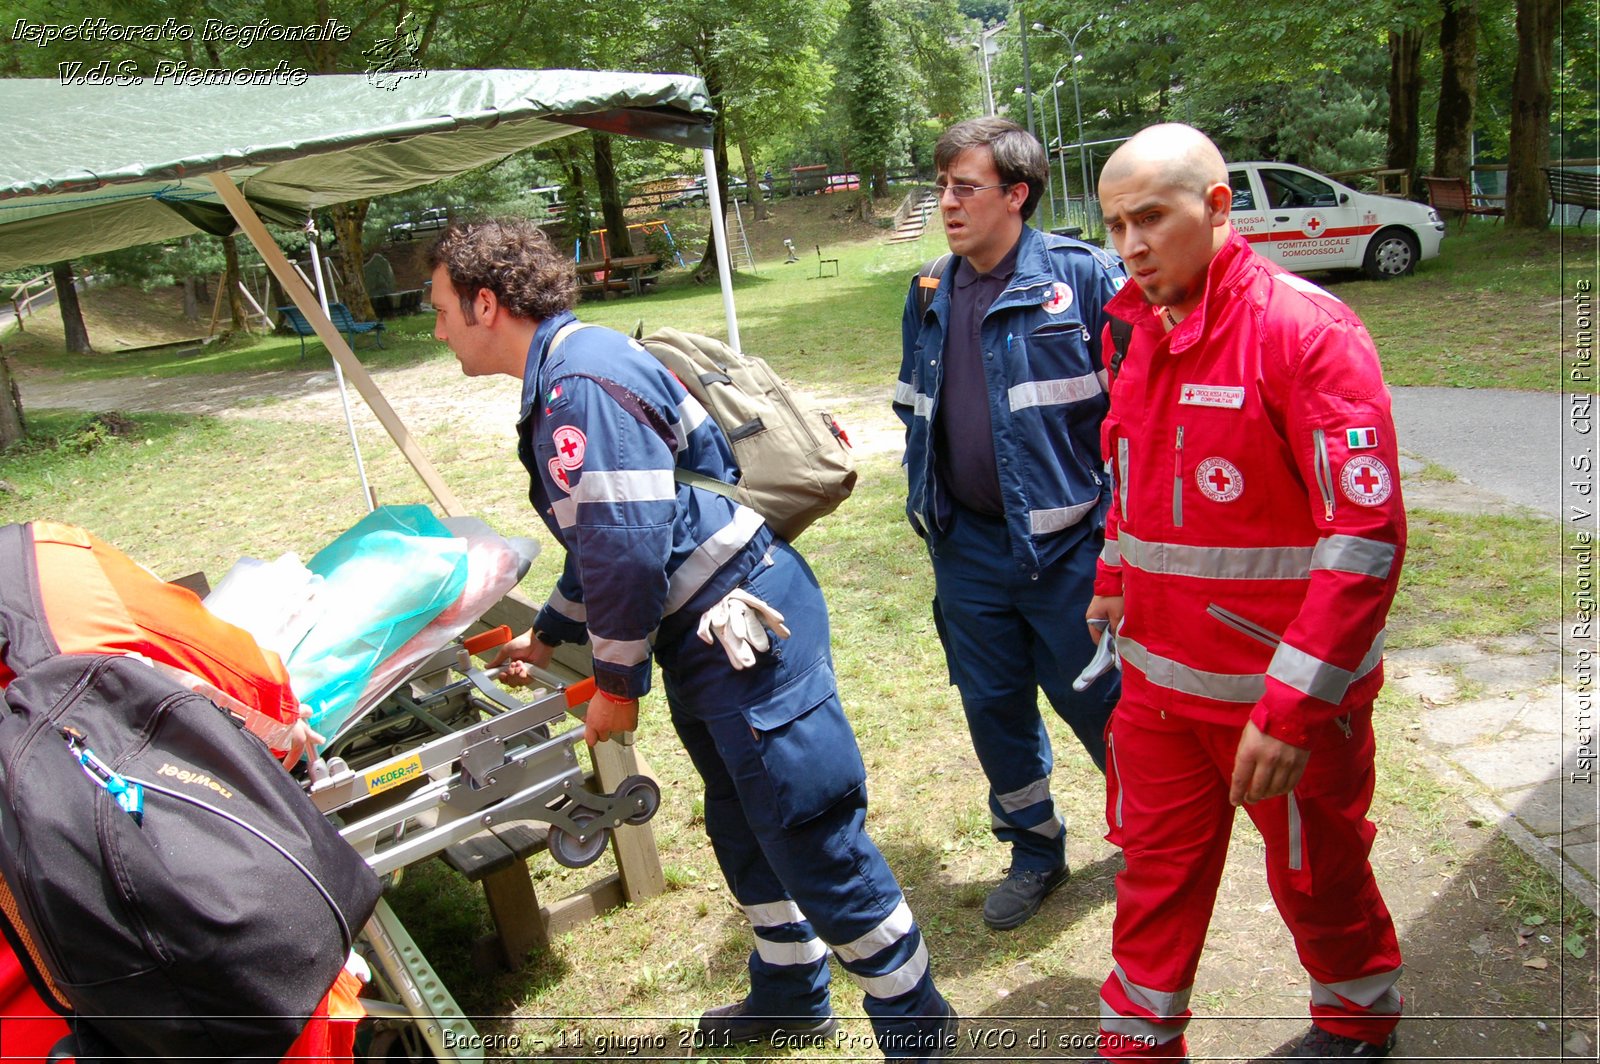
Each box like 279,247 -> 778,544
1227,162 -> 1446,279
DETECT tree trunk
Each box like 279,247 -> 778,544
1385,28 -> 1424,192
1433,0 -> 1479,185
221,235 -> 249,333
734,130 -> 770,221
182,276 -> 201,322
591,134 -> 634,259
0,348 -> 25,450
327,201 -> 375,320
1506,0 -> 1563,228
565,147 -> 594,261
51,261 -> 91,354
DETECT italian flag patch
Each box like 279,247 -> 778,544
1346,427 -> 1379,450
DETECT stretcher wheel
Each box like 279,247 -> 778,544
616,774 -> 661,825
548,810 -> 609,868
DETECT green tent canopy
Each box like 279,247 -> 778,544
0,69 -> 715,270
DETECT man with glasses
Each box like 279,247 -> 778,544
894,117 -> 1125,931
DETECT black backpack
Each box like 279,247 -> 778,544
0,523 -> 382,1063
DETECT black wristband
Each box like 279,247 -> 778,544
533,629 -> 561,648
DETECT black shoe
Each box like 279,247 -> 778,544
982,864 -> 1070,930
696,999 -> 837,1045
1291,1025 -> 1397,1060
880,993 -> 959,1060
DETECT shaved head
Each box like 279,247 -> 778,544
1102,123 -> 1228,203
1098,123 -> 1234,319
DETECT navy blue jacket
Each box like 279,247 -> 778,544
518,313 -> 772,699
894,226 -> 1125,575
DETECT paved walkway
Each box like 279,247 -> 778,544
1390,389 -> 1596,913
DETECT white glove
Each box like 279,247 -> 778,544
1073,623 -> 1121,692
697,588 -> 791,669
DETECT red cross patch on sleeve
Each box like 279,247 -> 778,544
1339,456 -> 1393,506
552,425 -> 587,471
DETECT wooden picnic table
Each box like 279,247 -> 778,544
574,253 -> 661,298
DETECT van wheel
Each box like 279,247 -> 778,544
1362,227 -> 1419,279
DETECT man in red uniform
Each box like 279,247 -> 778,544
1089,124 -> 1406,1062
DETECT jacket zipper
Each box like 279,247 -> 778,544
1312,429 -> 1336,521
1172,425 -> 1185,527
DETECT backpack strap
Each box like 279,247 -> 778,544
914,253 -> 953,319
1106,318 -> 1135,380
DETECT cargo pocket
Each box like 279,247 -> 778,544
1283,791 -> 1312,894
930,596 -> 964,688
744,694 -> 867,831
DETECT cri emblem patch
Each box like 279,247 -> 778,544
547,458 -> 574,494
1041,282 -> 1074,315
1195,457 -> 1244,502
1340,456 -> 1393,506
552,425 -> 587,470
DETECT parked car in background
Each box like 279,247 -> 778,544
388,206 -> 451,241
1227,161 -> 1445,279
663,175 -> 770,208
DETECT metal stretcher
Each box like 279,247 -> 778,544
306,625 -> 661,1061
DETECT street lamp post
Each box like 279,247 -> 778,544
1034,21 -> 1095,220
1048,69 -> 1070,228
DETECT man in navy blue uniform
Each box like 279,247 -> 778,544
895,117 -> 1125,931
428,219 -> 954,1058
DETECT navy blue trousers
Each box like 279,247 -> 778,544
929,506 -> 1117,874
660,542 -> 942,1053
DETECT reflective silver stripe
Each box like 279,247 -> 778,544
1008,373 -> 1102,412
1274,272 -> 1342,302
1267,630 -> 1385,705
849,939 -> 928,1000
1098,1005 -> 1186,1044
754,936 -> 828,967
832,900 -> 913,963
574,469 -> 676,505
551,470 -> 675,528
1310,969 -> 1403,1013
1117,438 -> 1129,516
1030,498 -> 1099,536
744,900 -> 805,928
1100,538 -> 1121,567
590,634 -> 650,668
545,589 -> 586,623
663,506 -> 766,615
893,381 -> 935,419
1119,637 -> 1265,703
989,812 -> 1062,839
673,395 -> 710,451
1112,963 -> 1193,1017
1311,535 -> 1397,579
995,777 -> 1051,814
1028,814 -> 1063,839
1287,792 -> 1302,871
1117,532 -> 1313,581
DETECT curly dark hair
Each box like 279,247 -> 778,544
934,116 -> 1049,222
426,218 -> 577,323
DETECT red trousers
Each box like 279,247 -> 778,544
1098,703 -> 1402,1060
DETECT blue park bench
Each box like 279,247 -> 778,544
276,302 -> 386,359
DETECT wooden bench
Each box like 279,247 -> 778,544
1544,167 -> 1599,226
276,302 -> 386,359
1423,176 -> 1505,233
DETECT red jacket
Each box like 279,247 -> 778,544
1095,232 -> 1406,748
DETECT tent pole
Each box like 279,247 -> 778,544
701,148 -> 741,351
206,173 -> 465,517
306,220 -> 376,513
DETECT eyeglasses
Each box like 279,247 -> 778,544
934,182 -> 1014,200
